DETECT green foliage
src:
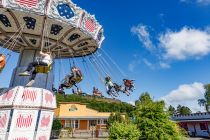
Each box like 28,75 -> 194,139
107,112 -> 124,127
198,84 -> 210,112
134,93 -> 185,140
168,105 -> 176,115
108,122 -> 140,140
176,105 -> 192,115
52,119 -> 62,131
56,94 -> 134,116
135,92 -> 152,105
65,127 -> 73,134
167,105 -> 191,115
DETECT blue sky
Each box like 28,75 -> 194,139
1,0 -> 210,112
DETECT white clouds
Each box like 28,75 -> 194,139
131,23 -> 210,69
181,0 -> 210,5
161,82 -> 205,112
197,0 -> 210,4
128,62 -> 136,72
143,58 -> 155,70
131,24 -> 154,50
159,27 -> 210,60
128,55 -> 141,72
159,62 -> 170,69
128,59 -> 141,72
128,101 -> 135,106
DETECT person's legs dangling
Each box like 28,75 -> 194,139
26,70 -> 36,87
25,61 -> 48,86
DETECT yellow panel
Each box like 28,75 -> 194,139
34,64 -> 52,73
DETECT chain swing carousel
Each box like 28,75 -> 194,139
0,0 -> 104,139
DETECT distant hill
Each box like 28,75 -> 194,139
56,94 -> 134,116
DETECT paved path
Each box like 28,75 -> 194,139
188,138 -> 209,140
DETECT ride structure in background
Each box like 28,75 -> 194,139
0,0 -> 104,139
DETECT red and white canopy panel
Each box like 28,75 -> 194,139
0,0 -> 105,58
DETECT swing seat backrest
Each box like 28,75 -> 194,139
35,64 -> 52,74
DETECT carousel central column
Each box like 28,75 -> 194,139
9,49 -> 54,91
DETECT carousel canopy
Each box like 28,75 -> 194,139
0,0 -> 105,58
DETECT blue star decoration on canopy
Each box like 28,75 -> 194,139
78,42 -> 88,48
0,14 -> 11,27
23,17 -> 36,30
50,24 -> 63,35
57,4 -> 75,19
29,39 -> 37,45
68,33 -> 80,42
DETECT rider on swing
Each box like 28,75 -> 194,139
0,54 -> 6,73
19,51 -> 53,86
59,66 -> 82,91
104,76 -> 118,97
113,83 -> 130,96
93,87 -> 103,97
123,79 -> 135,92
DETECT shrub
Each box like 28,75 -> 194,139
109,122 -> 140,140
52,119 -> 62,131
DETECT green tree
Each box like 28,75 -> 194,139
198,99 -> 206,107
198,84 -> 210,112
168,105 -> 176,115
176,105 -> 192,115
107,112 -> 124,127
135,92 -> 152,105
109,122 -> 140,140
52,119 -> 62,131
134,93 -> 184,140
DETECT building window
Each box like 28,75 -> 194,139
65,120 -> 79,129
98,119 -> 101,124
89,120 -> 97,126
200,123 -> 208,130
65,120 -> 72,128
104,119 -> 108,124
75,120 -> 79,129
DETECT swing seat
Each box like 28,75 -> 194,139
75,76 -> 83,83
0,55 -> 6,73
35,64 -> 52,74
65,83 -> 73,89
64,76 -> 82,89
0,65 -> 5,73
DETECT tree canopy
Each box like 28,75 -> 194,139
134,93 -> 185,140
198,84 -> 210,112
168,105 -> 176,115
176,105 -> 192,115
107,112 -> 124,127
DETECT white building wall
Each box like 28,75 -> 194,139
194,123 -> 209,137
187,123 -> 195,133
